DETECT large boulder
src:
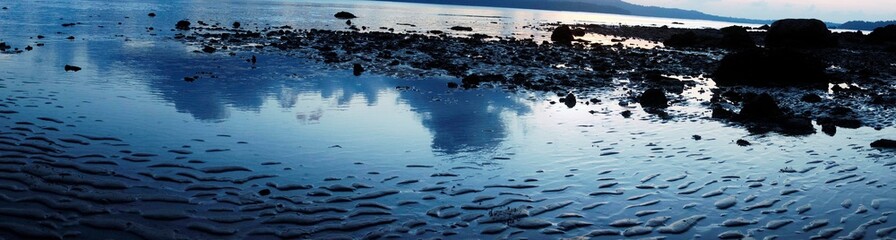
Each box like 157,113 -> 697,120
765,19 -> 836,49
719,26 -> 755,49
551,25 -> 574,45
868,24 -> 896,43
638,88 -> 668,108
334,11 -> 357,19
870,139 -> 896,148
713,48 -> 827,87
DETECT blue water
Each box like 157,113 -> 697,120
1,1 -> 894,239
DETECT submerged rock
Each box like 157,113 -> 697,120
551,25 -> 574,45
334,11 -> 356,19
766,19 -> 836,49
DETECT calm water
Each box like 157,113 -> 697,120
0,1 -> 894,239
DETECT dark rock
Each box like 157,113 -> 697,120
461,74 -> 505,88
563,93 -> 577,108
870,139 -> 896,148
24,45 -> 32,51
66,36 -> 75,40
638,88 -> 668,108
719,26 -> 755,49
232,21 -> 241,28
447,82 -> 458,88
801,93 -> 822,103
714,48 -> 827,87
450,26 -> 473,31
184,77 -> 196,82
620,110 -> 632,118
345,20 -> 352,25
572,28 -> 586,37
202,46 -> 215,53
64,65 -> 82,72
737,93 -> 782,121
692,135 -> 702,140
736,139 -> 751,146
664,31 -> 711,48
334,11 -> 357,19
176,20 -> 191,30
0,42 -> 9,51
712,106 -> 735,119
821,123 -> 836,136
551,25 -> 574,45
353,63 -> 364,76
148,12 -> 156,17
869,25 -> 896,43
258,189 -> 271,196
778,118 -> 815,135
765,19 -> 836,49
758,24 -> 770,30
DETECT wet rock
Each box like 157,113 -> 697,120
0,42 -> 10,51
714,48 -> 827,87
720,26 -> 755,49
562,93 -> 576,108
64,65 -> 82,72
147,12 -> 156,17
766,19 -> 836,49
447,82 -> 458,88
511,218 -> 553,229
551,25 -> 574,45
764,219 -> 793,230
638,88 -> 668,108
871,139 -> 896,148
623,226 -> 653,237
738,93 -> 782,120
609,218 -> 642,227
450,26 -> 473,31
736,139 -> 750,146
658,215 -> 705,234
461,74 -> 505,89
232,21 -> 241,28
334,11 -> 357,19
175,20 -> 191,30
718,231 -> 745,239
353,63 -> 364,76
202,46 -> 215,53
664,31 -> 715,48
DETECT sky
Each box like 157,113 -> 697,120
624,0 -> 896,23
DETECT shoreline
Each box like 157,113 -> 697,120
175,19 -> 896,133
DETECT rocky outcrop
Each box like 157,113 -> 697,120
551,25 -> 574,45
638,88 -> 668,108
719,26 -> 755,49
868,24 -> 896,43
765,19 -> 836,49
175,20 -> 191,30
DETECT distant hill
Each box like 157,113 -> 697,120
375,0 -> 772,25
836,21 -> 896,31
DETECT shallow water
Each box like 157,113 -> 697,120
0,1 -> 894,239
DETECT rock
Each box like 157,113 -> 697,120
639,88 -> 668,108
334,11 -> 357,19
64,65 -> 82,72
712,106 -> 735,119
572,28 -> 586,37
551,25 -> 574,45
352,63 -> 365,76
148,12 -> 156,17
720,26 -> 755,49
461,74 -> 505,89
766,19 -> 836,49
232,21 -> 241,28
801,93 -> 822,103
563,93 -> 576,108
714,48 -> 827,87
821,123 -> 836,136
870,139 -> 896,148
0,42 -> 12,51
664,31 -> 714,48
183,77 -> 196,82
778,117 -> 815,135
869,24 -> 896,43
201,46 -> 215,53
737,93 -> 782,121
620,110 -> 632,118
447,82 -> 458,88
175,20 -> 191,30
258,189 -> 271,196
736,139 -> 751,146
450,26 -> 473,31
